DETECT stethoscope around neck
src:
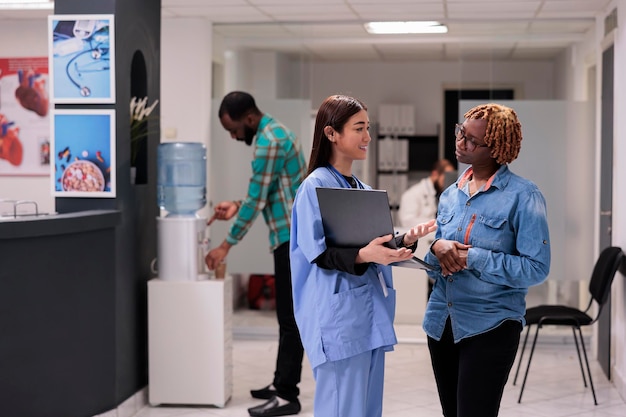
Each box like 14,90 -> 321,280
65,40 -> 110,97
326,164 -> 364,189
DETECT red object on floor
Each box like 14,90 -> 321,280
247,274 -> 276,310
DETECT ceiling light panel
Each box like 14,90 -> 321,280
365,21 -> 448,34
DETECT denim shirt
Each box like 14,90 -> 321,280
423,165 -> 550,343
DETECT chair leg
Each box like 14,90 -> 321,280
513,324 -> 531,385
577,327 -> 598,406
571,326 -> 588,388
518,324 -> 541,403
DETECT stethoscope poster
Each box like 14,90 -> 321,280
48,15 -> 115,104
51,109 -> 116,198
0,57 -> 50,176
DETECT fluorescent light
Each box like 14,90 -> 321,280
365,21 -> 448,35
0,0 -> 53,9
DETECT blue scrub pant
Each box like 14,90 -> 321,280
312,347 -> 386,417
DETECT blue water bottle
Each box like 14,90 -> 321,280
157,142 -> 207,216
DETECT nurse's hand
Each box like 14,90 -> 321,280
403,219 -> 437,246
431,239 -> 471,276
356,234 -> 414,266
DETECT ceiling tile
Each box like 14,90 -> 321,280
281,23 -> 369,37
541,0 -> 612,13
214,24 -> 293,37
447,1 -> 541,19
351,3 -> 444,19
447,21 -> 529,35
165,6 -> 272,22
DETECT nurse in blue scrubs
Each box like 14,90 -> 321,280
290,95 -> 436,417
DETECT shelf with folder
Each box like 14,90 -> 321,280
375,134 -> 439,218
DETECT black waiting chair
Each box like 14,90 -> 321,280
513,246 -> 624,405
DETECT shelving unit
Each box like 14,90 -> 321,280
375,104 -> 439,223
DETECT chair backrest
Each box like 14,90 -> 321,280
588,246 -> 624,308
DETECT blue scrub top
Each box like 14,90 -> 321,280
290,166 -> 397,369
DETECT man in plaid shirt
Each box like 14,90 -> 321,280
205,91 -> 307,417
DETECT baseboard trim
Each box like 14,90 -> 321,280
614,366 -> 626,403
93,387 -> 148,417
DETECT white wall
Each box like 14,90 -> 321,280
308,60 -> 555,134
160,17 -> 213,219
0,19 -> 54,215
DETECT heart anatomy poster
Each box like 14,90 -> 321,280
0,57 -> 50,176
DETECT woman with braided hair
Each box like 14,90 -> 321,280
423,103 -> 551,417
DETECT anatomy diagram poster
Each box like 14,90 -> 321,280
0,57 -> 50,176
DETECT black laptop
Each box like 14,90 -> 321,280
315,187 -> 435,270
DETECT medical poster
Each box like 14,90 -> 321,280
51,109 -> 116,198
0,57 -> 50,176
48,14 -> 115,104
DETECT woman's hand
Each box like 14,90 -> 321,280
356,234 -> 414,266
403,219 -> 437,246
431,239 -> 472,276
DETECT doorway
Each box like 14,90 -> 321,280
598,44 -> 614,379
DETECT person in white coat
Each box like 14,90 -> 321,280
397,159 -> 454,231
397,159 -> 454,295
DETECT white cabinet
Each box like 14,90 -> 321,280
392,235 -> 432,325
148,277 -> 233,407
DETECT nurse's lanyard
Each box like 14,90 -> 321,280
325,164 -> 389,297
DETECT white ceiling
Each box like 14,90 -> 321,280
1,0 -> 614,61
162,0 -> 613,61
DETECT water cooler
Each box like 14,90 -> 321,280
155,142 -> 207,280
148,142 -> 233,407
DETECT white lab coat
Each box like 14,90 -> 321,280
397,177 -> 438,238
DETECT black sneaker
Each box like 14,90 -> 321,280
248,396 -> 301,417
250,384 -> 277,400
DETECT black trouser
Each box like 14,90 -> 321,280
271,241 -> 304,402
427,317 -> 521,417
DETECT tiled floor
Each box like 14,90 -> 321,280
134,310 -> 626,417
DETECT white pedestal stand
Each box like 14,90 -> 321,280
148,276 -> 233,407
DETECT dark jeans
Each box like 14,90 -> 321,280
427,317 -> 521,417
272,241 -> 304,402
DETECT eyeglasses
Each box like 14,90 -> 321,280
455,123 -> 489,152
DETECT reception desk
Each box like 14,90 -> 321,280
0,210 -> 122,417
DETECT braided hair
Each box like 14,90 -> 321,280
464,103 -> 522,164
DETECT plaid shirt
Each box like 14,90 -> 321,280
226,114 -> 307,252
